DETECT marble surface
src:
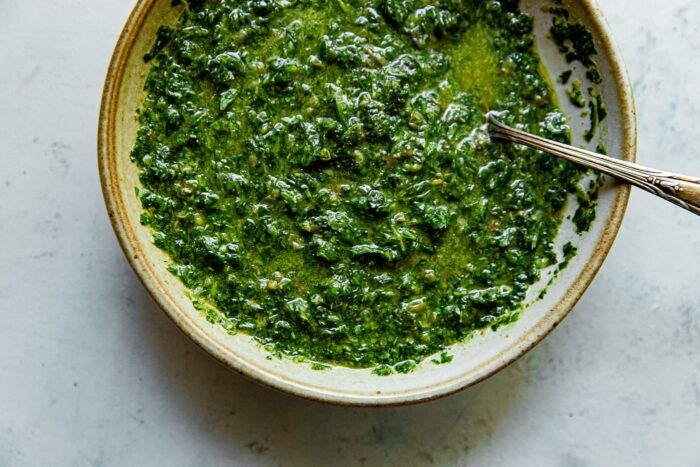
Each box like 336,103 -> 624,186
1,1 -> 700,465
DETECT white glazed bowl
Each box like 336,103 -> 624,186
99,0 -> 636,406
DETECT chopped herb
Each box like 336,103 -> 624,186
558,69 -> 573,84
566,79 -> 586,108
132,0 -> 594,370
548,7 -> 602,84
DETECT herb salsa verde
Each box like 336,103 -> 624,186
133,0 -> 588,372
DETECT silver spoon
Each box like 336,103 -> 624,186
487,113 -> 700,215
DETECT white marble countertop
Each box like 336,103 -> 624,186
1,1 -> 699,465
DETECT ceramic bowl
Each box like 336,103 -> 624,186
99,0 -> 636,406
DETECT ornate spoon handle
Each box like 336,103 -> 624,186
487,114 -> 700,216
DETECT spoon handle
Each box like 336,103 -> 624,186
487,114 -> 700,216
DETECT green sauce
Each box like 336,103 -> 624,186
132,0 -> 588,371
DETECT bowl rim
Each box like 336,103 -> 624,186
98,0 -> 637,407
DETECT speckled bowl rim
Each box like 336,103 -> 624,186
98,0 -> 637,406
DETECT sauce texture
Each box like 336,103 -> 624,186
133,0 -> 588,371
